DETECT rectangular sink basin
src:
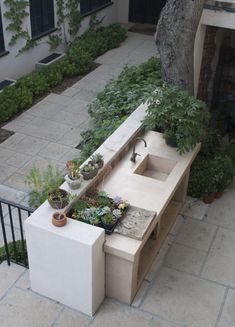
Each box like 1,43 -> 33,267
134,154 -> 177,181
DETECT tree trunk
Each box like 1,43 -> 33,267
155,0 -> 204,95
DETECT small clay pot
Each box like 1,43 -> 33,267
52,212 -> 67,227
48,189 -> 69,209
202,194 -> 214,204
214,192 -> 223,199
65,174 -> 82,190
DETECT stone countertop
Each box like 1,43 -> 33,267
100,130 -> 200,218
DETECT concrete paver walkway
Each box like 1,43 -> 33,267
1,185 -> 235,326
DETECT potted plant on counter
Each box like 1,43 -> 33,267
81,162 -> 99,180
144,84 -> 210,154
101,213 -> 117,231
90,153 -> 104,169
65,160 -> 82,189
48,188 -> 69,209
52,212 -> 67,227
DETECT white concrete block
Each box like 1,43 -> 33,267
25,202 -> 105,316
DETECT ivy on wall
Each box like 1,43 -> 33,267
4,0 -> 29,46
3,0 -> 82,54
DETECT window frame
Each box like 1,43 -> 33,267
0,7 -> 5,54
80,0 -> 113,17
30,0 -> 55,40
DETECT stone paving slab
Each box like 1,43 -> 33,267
54,308 -> 91,327
0,262 -> 25,298
175,218 -> 217,251
141,267 -> 226,327
0,287 -> 62,327
201,228 -> 235,287
218,289 -> 235,327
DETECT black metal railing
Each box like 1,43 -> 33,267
0,197 -> 34,268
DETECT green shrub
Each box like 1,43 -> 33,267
0,240 -> 27,266
0,23 -> 127,124
143,84 -> 210,154
76,57 -> 163,164
225,140 -> 235,168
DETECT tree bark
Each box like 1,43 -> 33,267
155,0 -> 204,95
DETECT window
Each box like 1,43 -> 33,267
30,0 -> 55,38
0,8 -> 5,53
80,0 -> 112,16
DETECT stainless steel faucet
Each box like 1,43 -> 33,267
130,137 -> 147,163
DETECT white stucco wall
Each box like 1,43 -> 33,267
0,1 -> 118,81
117,0 -> 129,24
194,8 -> 235,96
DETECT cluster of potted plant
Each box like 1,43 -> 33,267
188,152 -> 234,204
48,188 -> 69,209
70,190 -> 128,233
81,153 -> 104,180
144,84 -> 210,154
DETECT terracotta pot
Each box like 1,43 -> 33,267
65,174 -> 82,190
52,212 -> 67,227
48,189 -> 69,209
214,192 -> 223,199
202,194 -> 214,204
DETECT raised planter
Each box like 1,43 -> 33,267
0,79 -> 16,92
35,52 -> 66,70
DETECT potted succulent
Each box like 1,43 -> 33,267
48,188 -> 69,209
81,162 -> 99,180
52,212 -> 67,227
144,84 -> 210,154
90,153 -> 104,169
101,213 -> 117,230
65,160 -> 82,189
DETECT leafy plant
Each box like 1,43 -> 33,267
200,128 -> 222,157
0,240 -> 28,266
25,164 -> 64,208
225,140 -> 235,169
66,160 -> 81,180
144,84 -> 210,154
76,57 -> 163,164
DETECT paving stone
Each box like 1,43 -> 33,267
132,280 -> 149,308
141,267 -> 225,327
27,101 -> 66,119
164,243 -> 207,275
175,218 -> 217,251
72,88 -> 98,103
20,156 -> 65,175
6,153 -> 31,168
0,262 -> 25,298
0,287 -> 62,327
44,93 -> 74,106
58,126 -> 85,147
54,308 -> 91,327
64,99 -> 89,115
61,87 -> 82,97
59,148 -> 81,164
0,163 -> 18,183
201,228 -> 235,287
19,117 -> 71,142
0,147 -> 14,163
182,196 -> 209,220
205,188 -> 235,230
3,172 -> 30,193
1,135 -> 48,156
90,299 -> 152,327
218,289 -> 235,327
15,270 -> 30,291
149,318 -> 180,327
38,143 -> 72,161
169,214 -> 185,236
50,110 -> 84,127
0,184 -> 26,203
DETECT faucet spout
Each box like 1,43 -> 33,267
130,137 -> 147,163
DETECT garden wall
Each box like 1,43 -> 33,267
0,1 -> 118,81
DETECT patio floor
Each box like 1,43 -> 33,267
1,184 -> 235,326
0,31 -> 235,327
